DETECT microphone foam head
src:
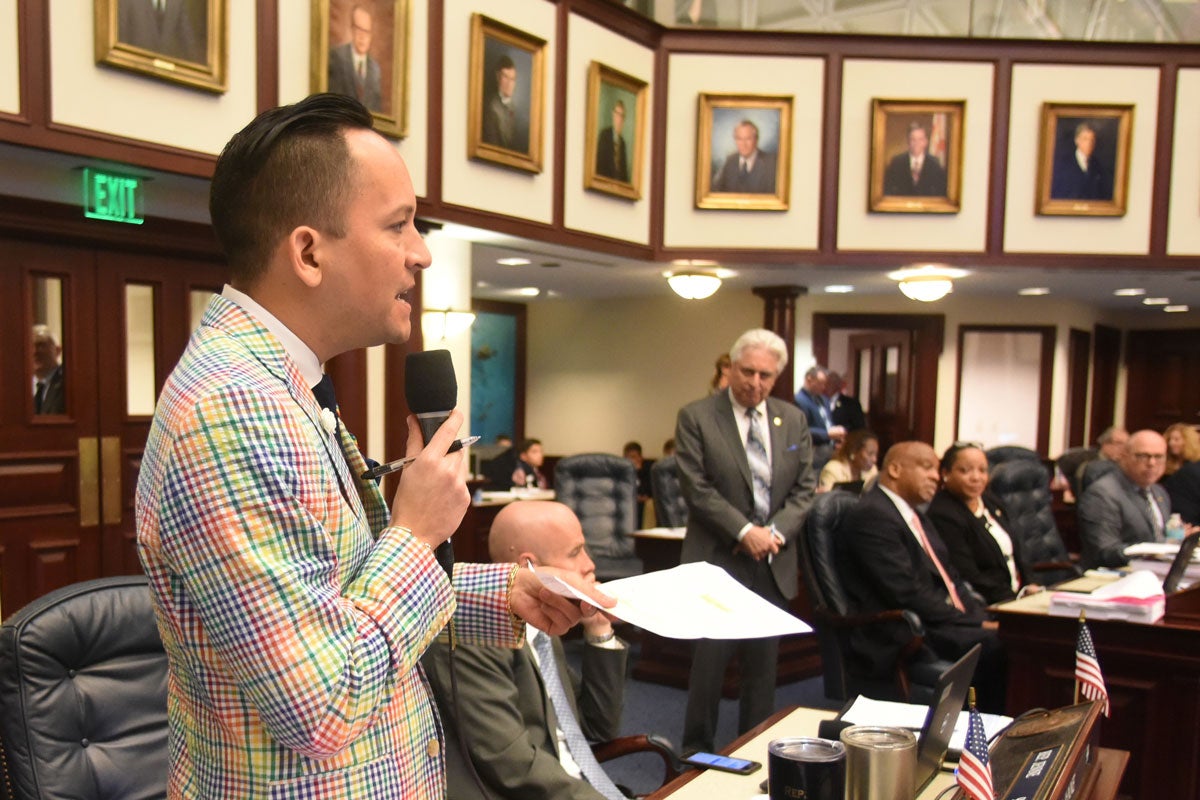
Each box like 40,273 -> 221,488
405,349 -> 457,412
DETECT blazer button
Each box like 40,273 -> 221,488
427,738 -> 440,758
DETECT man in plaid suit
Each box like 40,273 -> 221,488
136,93 -> 610,799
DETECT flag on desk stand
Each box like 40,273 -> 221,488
1074,611 -> 1110,717
956,687 -> 994,800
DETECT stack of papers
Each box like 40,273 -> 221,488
1048,570 -> 1165,623
1125,542 -> 1200,588
840,696 -> 1013,755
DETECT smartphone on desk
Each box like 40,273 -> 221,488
681,751 -> 762,775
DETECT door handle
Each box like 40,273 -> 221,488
101,436 -> 122,525
79,437 -> 99,527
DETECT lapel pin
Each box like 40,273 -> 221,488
773,416 -> 782,427
319,408 -> 338,434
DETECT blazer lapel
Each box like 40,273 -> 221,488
714,391 -> 754,491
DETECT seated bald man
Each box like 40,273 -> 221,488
421,501 -> 628,800
836,441 -> 1006,712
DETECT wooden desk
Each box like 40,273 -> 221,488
994,584 -> 1200,799
646,705 -> 1126,800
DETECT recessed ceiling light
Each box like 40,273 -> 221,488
1143,297 -> 1170,305
515,287 -> 540,297
1019,287 -> 1050,296
1165,305 -> 1189,313
496,257 -> 531,266
824,285 -> 854,294
1113,288 -> 1145,296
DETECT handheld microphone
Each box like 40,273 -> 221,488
405,349 -> 458,577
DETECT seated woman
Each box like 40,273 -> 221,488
1164,422 -> 1200,478
817,429 -> 879,493
927,442 -> 1034,605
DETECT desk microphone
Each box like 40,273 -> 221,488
405,349 -> 458,577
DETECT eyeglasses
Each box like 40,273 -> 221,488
1131,452 -> 1166,463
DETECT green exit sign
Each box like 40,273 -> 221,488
82,168 -> 144,225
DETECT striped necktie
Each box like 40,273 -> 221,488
531,632 -> 625,800
745,407 -> 772,525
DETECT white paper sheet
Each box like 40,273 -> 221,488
840,696 -> 1013,754
532,561 -> 812,640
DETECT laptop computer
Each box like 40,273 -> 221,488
914,643 -> 982,792
1163,531 -> 1200,594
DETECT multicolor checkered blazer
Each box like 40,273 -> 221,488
136,295 -> 521,799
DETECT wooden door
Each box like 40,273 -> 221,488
0,240 -> 224,617
849,329 -> 913,453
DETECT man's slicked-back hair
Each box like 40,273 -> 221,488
209,93 -> 375,285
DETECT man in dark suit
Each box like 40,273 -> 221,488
675,328 -> 816,753
882,120 -> 947,197
1078,429 -> 1180,568
826,371 -> 866,432
118,0 -> 206,64
1050,121 -> 1110,201
594,100 -> 629,182
711,120 -> 778,194
327,4 -> 383,112
422,501 -> 627,800
837,441 -> 1006,712
31,324 -> 65,415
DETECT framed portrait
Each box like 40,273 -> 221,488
695,94 -> 792,211
467,14 -> 546,174
583,62 -> 648,201
94,0 -> 228,93
869,99 -> 965,214
1036,103 -> 1133,217
310,0 -> 409,139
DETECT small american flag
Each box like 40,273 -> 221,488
956,696 -> 994,800
1075,617 -> 1110,716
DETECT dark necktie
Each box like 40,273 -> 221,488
531,632 -> 624,800
745,407 -> 772,525
312,374 -> 339,436
34,381 -> 46,413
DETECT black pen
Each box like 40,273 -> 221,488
360,435 -> 481,480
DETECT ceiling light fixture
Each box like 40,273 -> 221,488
824,285 -> 855,294
421,308 -> 476,341
886,264 -> 967,303
1165,305 -> 1189,313
1113,288 -> 1146,297
1143,297 -> 1170,306
667,271 -> 722,299
1019,287 -> 1050,296
496,257 -> 531,266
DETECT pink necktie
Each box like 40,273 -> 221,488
912,513 -> 965,612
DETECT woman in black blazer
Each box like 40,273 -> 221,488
927,443 -> 1031,604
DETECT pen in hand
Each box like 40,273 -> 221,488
360,435 -> 480,480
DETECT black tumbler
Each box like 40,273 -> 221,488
767,737 -> 847,800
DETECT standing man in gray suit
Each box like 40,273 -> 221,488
1078,429 -> 1185,568
674,328 -> 816,754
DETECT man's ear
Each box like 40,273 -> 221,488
518,551 -> 540,569
286,226 -> 324,289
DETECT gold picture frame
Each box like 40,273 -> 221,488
695,93 -> 792,211
869,99 -> 965,214
467,14 -> 546,174
583,61 -> 648,201
310,0 -> 410,139
94,0 -> 227,93
1036,102 -> 1133,217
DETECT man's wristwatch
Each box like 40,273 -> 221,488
585,630 -> 616,645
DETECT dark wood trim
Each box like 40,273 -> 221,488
812,313 -> 943,445
424,0 -> 445,205
954,325 -> 1055,456
1089,324 -> 1121,441
0,195 -> 222,260
986,56 -> 1013,256
561,0 -> 663,49
1066,328 -> 1092,449
471,298 -> 528,443
819,52 -> 840,255
752,285 -> 807,400
647,22 -> 670,256
552,2 -> 569,228
256,0 -> 280,114
1150,63 -> 1178,258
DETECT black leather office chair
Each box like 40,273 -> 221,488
649,456 -> 687,529
798,492 -> 947,703
985,445 -> 1041,470
554,454 -> 644,582
988,458 -> 1080,585
0,575 -> 168,800
1079,458 -> 1120,495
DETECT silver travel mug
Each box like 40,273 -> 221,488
840,725 -> 917,800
